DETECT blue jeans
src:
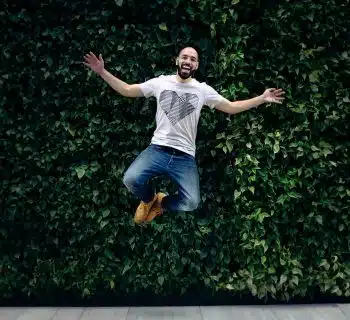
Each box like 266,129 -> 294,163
123,144 -> 200,211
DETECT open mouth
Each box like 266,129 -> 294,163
181,65 -> 191,72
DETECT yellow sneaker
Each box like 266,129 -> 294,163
134,194 -> 158,224
145,192 -> 166,222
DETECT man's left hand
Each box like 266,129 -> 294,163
262,88 -> 286,104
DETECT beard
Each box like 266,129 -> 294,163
177,64 -> 196,79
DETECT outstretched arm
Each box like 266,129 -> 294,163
83,52 -> 143,98
215,88 -> 285,114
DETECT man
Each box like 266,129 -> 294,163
83,47 -> 285,224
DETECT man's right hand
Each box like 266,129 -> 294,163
82,51 -> 143,98
83,52 -> 104,75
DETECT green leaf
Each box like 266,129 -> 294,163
292,268 -> 303,276
159,23 -> 168,31
315,215 -> 323,225
268,267 -> 276,274
234,190 -> 241,200
158,276 -> 165,286
122,262 -> 132,275
279,274 -> 288,285
226,284 -> 234,290
277,195 -> 287,205
251,284 -> 257,296
100,220 -> 108,229
47,57 -> 53,67
226,140 -> 233,152
291,276 -> 299,286
75,168 -> 86,179
306,13 -> 314,22
331,287 -> 342,295
309,70 -> 320,82
102,209 -> 110,218
82,288 -> 90,296
104,249 -> 114,260
320,260 -> 330,271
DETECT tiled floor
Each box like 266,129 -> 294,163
0,304 -> 349,320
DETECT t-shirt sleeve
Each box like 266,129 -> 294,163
139,76 -> 162,98
203,83 -> 229,109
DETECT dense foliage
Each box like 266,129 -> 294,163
1,0 -> 349,303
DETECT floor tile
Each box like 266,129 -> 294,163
272,304 -> 346,320
51,307 -> 85,320
338,304 -> 350,319
80,307 -> 129,320
16,308 -> 58,320
0,307 -> 29,320
127,307 -> 202,320
201,306 -> 279,320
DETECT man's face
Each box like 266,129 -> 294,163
176,48 -> 199,80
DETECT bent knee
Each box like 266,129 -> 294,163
122,170 -> 137,188
182,197 -> 200,211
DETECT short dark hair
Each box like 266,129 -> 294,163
178,47 -> 200,60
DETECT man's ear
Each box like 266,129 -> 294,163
175,58 -> 179,65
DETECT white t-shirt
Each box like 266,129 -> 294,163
139,75 -> 229,157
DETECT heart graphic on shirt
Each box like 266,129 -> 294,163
159,90 -> 199,125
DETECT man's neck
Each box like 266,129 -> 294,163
175,73 -> 193,83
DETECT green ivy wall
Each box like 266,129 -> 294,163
1,0 -> 349,304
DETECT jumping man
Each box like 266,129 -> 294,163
83,47 -> 285,224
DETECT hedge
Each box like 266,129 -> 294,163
1,0 -> 349,304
